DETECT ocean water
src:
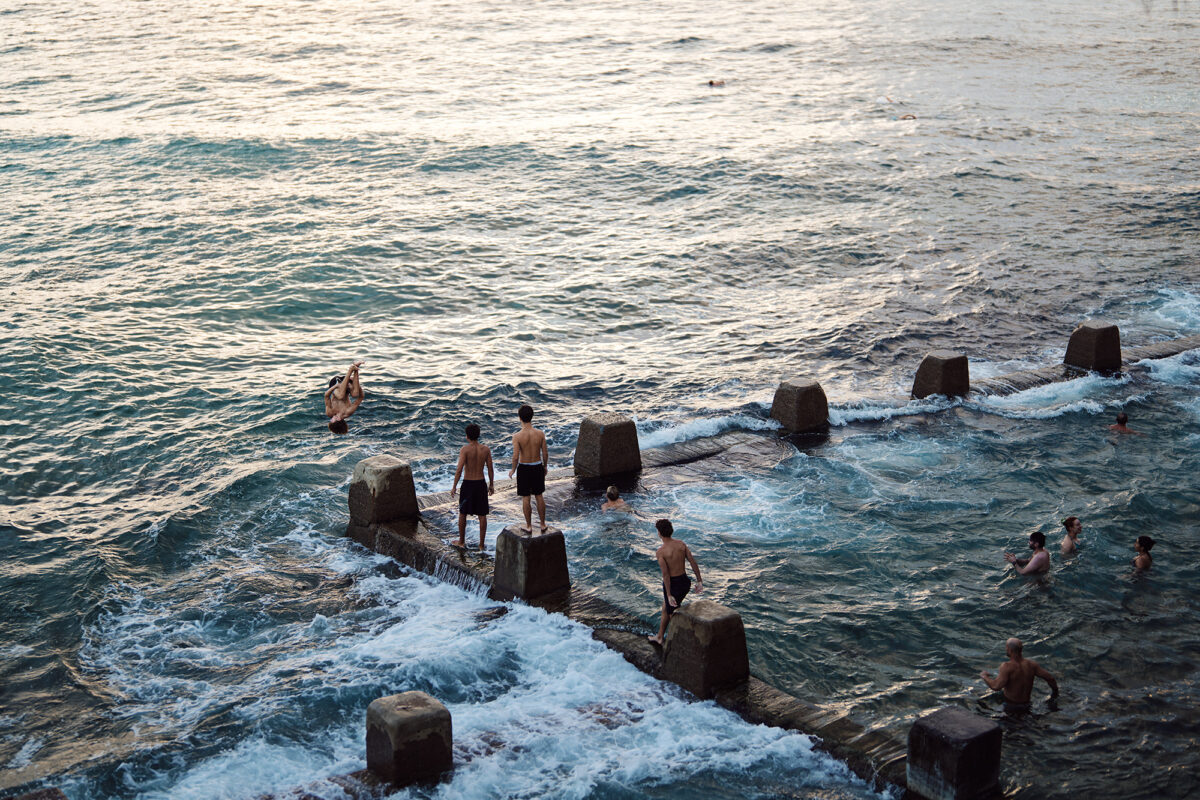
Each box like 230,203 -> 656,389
2,0 -> 1198,798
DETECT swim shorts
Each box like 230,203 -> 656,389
1003,700 -> 1032,714
516,463 -> 545,497
458,479 -> 489,517
664,574 -> 691,616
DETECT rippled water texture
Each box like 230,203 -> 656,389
2,0 -> 1198,798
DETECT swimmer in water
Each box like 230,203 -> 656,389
708,79 -> 725,87
1060,516 -> 1082,555
1005,531 -> 1050,574
648,519 -> 704,646
1133,535 -> 1155,570
450,423 -> 495,550
508,404 -> 549,533
1108,412 -> 1143,435
600,485 -> 631,512
980,637 -> 1059,713
324,361 -> 364,434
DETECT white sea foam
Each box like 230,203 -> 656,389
970,372 -> 1129,419
828,396 -> 956,426
5,737 -> 44,769
635,412 -> 781,449
1141,351 -> 1200,387
1148,288 -> 1200,332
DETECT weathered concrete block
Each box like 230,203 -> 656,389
491,526 -> 570,600
912,351 -> 970,399
769,379 -> 829,433
5,790 -> 69,800
661,600 -> 749,699
366,691 -> 453,786
574,414 -> 642,478
907,707 -> 1001,800
349,455 -> 418,526
1064,320 -> 1121,373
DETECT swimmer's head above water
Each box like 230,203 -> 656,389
606,485 -> 620,501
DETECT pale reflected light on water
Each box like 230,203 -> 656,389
2,0 -> 1199,797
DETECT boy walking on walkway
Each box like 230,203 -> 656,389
649,519 -> 704,645
451,423 -> 495,549
508,404 -> 549,533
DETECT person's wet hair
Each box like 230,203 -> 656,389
1029,531 -> 1046,548
518,404 -> 534,423
328,419 -> 348,435
1136,535 -> 1156,552
1116,412 -> 1129,425
606,486 -> 619,501
329,375 -> 343,389
1062,516 -> 1079,531
656,519 -> 673,537
465,423 -> 480,441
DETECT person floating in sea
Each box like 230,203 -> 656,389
509,404 -> 549,533
1108,412 -> 1143,435
1133,535 -> 1155,570
648,519 -> 704,646
1060,516 -> 1082,555
1005,531 -> 1050,574
601,485 -> 631,512
980,637 -> 1059,713
324,361 -> 365,434
450,423 -> 495,550
708,79 -> 725,87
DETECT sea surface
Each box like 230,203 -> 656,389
2,0 -> 1199,798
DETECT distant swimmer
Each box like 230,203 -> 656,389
648,519 -> 704,646
508,404 -> 549,533
1060,516 -> 1082,555
1005,531 -> 1050,574
1108,412 -> 1143,435
708,79 -> 725,87
451,423 -> 495,550
324,361 -> 365,434
601,485 -> 631,512
898,114 -> 917,120
980,637 -> 1059,713
1133,535 -> 1155,570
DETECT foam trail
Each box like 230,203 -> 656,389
635,412 -> 781,449
969,372 -> 1129,419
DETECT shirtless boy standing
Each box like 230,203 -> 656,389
648,519 -> 704,645
980,637 -> 1059,713
451,423 -> 495,549
324,361 -> 365,434
508,404 -> 549,533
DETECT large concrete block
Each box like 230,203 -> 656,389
912,351 -> 970,399
1064,320 -> 1121,373
349,455 -> 419,526
769,379 -> 829,433
661,600 -> 750,699
907,707 -> 1002,800
574,414 -> 642,478
491,526 -> 570,600
366,691 -> 453,786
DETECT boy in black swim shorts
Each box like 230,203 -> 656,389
451,423 -> 495,549
649,519 -> 704,645
508,404 -> 549,533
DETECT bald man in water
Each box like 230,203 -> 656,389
980,637 -> 1059,713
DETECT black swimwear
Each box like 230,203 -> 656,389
1003,700 -> 1032,714
663,574 -> 691,616
458,479 -> 489,517
516,463 -> 546,497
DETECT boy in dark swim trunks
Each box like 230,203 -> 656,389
649,519 -> 704,645
451,423 -> 495,549
508,404 -> 549,533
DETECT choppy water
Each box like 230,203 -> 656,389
2,0 -> 1198,798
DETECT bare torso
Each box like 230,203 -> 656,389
513,426 -> 547,464
460,442 -> 491,480
997,657 -> 1041,703
656,539 -> 689,577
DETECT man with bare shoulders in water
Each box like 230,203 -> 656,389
648,519 -> 704,645
450,423 -> 494,549
508,404 -> 549,533
980,637 -> 1059,713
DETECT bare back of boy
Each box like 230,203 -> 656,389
460,441 -> 491,480
656,539 -> 688,576
512,426 -> 546,465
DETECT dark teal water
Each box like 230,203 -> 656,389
2,0 -> 1198,797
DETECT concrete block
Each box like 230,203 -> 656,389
912,351 -> 970,399
907,707 -> 1001,800
5,791 -> 69,800
349,456 -> 418,526
491,526 -> 570,600
769,379 -> 829,433
1064,320 -> 1121,373
574,414 -> 642,478
366,691 -> 453,785
661,600 -> 750,699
